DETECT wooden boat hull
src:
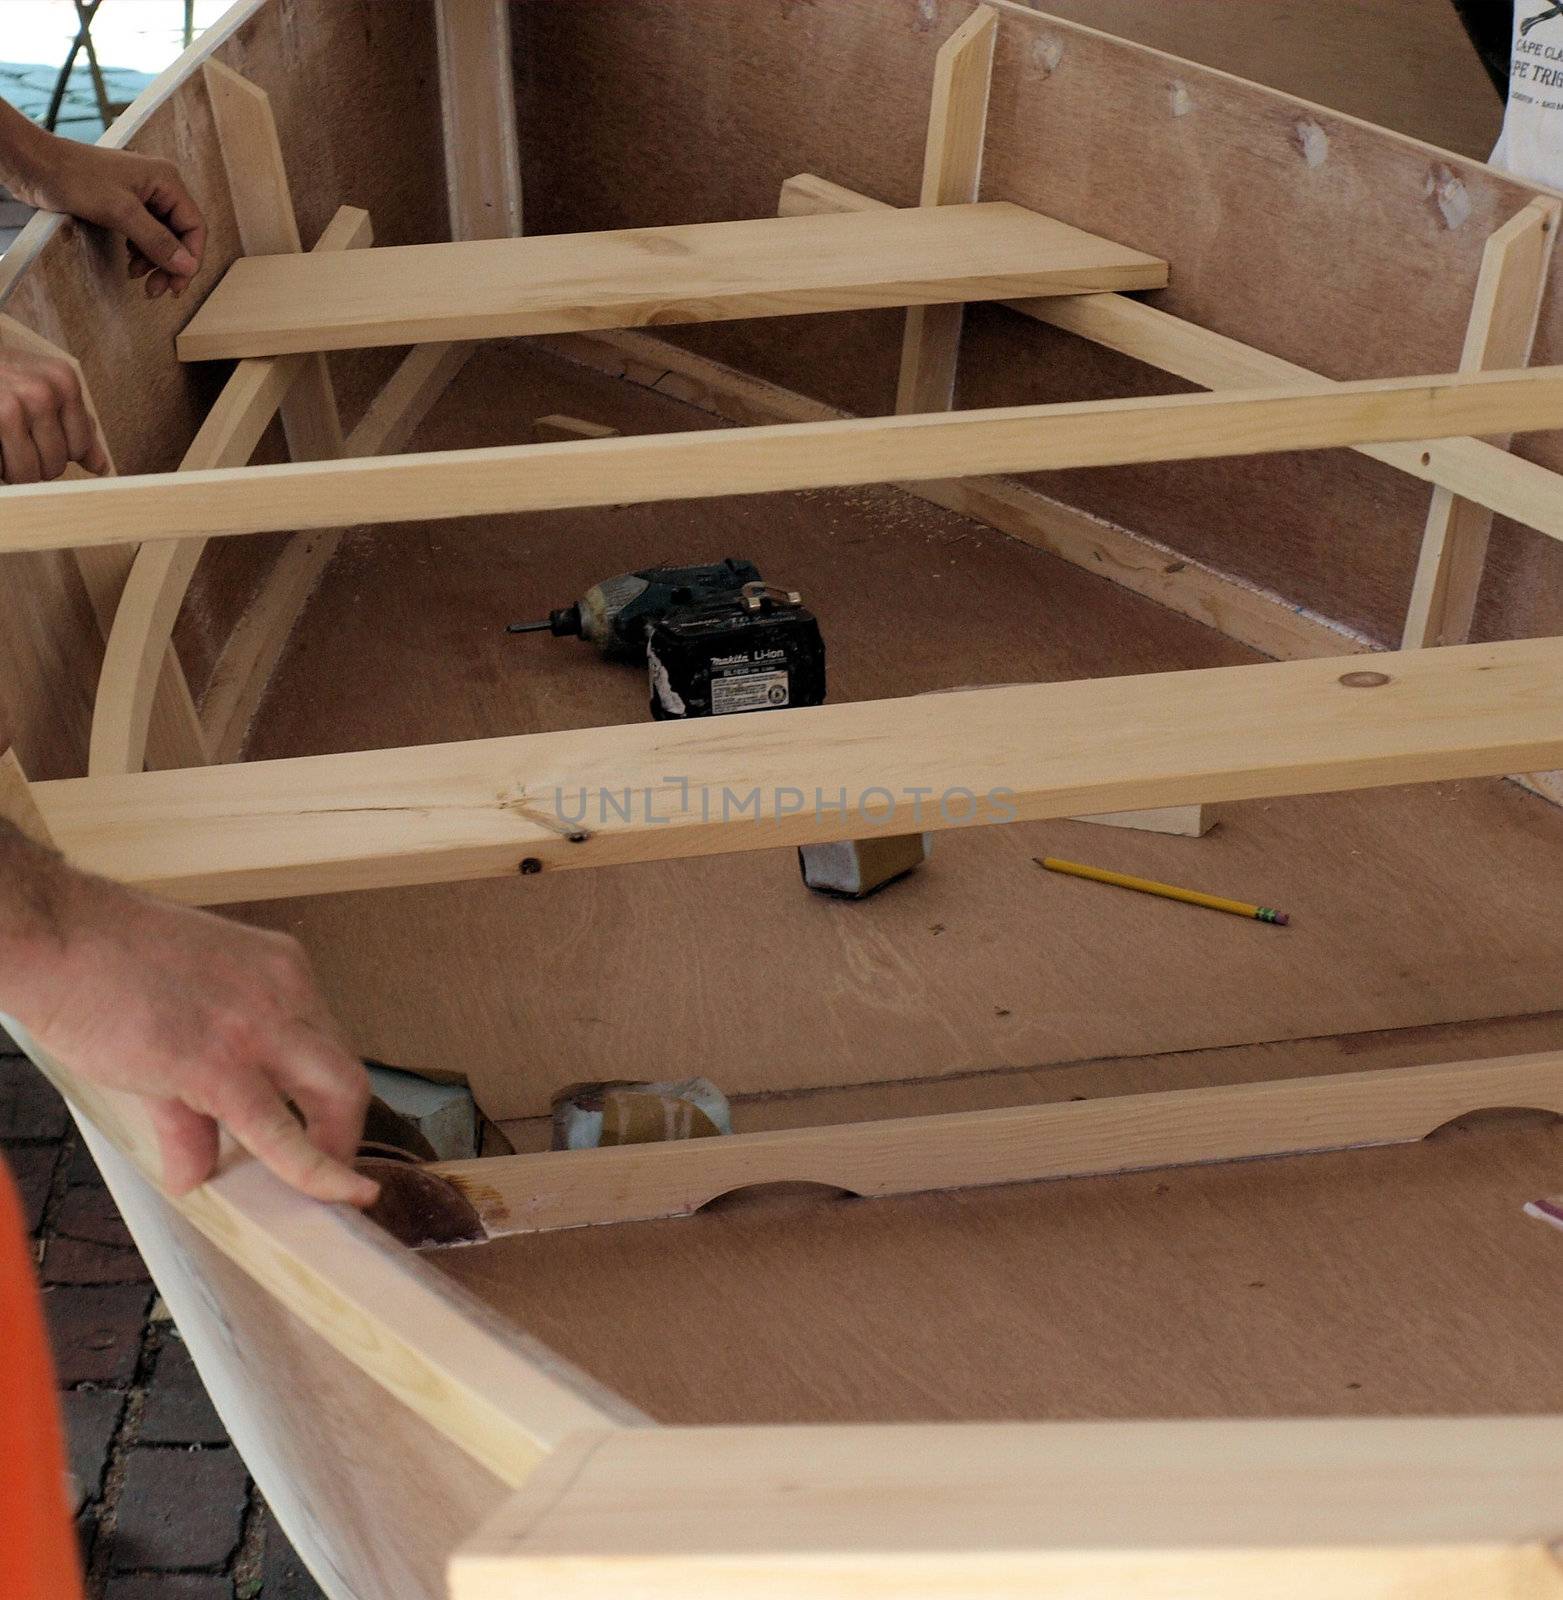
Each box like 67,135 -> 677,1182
3,3 -> 1562,1596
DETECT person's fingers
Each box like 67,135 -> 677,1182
57,390 -> 96,468
146,168 -> 207,277
216,1072 -> 378,1206
110,193 -> 198,286
0,391 -> 42,484
271,1026 -> 371,1170
144,1097 -> 221,1195
27,406 -> 70,482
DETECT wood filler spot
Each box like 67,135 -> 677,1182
1338,671 -> 1391,689
1426,166 -> 1472,230
1169,81 -> 1193,118
914,0 -> 937,30
1031,36 -> 1063,75
1293,120 -> 1329,168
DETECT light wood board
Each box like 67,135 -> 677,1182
177,202 -> 1166,360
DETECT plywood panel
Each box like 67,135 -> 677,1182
238,345 -> 1563,1119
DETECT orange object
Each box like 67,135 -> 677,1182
0,1160 -> 83,1600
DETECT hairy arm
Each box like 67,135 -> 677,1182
0,820 -> 376,1206
0,98 -> 205,298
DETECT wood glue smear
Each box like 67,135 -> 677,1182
1294,120 -> 1329,168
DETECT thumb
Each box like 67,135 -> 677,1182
115,199 -> 198,280
143,1097 -> 221,1195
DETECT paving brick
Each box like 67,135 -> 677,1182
43,1283 -> 152,1385
60,1388 -> 125,1512
43,1183 -> 147,1283
6,1141 -> 59,1233
65,1135 -> 105,1186
105,1577 -> 232,1600
0,1054 -> 68,1139
112,1446 -> 249,1572
260,1507 -> 326,1600
140,1335 -> 228,1446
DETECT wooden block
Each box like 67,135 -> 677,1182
176,203 -> 1169,360
533,414 -> 620,443
1073,803 -> 1219,837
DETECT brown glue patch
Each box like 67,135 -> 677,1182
356,1157 -> 485,1249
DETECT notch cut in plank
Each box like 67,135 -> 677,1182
451,1418 -> 1563,1600
202,59 -> 343,463
89,205 -> 373,778
30,637 -> 1563,906
780,173 -> 1563,548
436,0 -> 523,241
431,1053 -> 1563,1237
176,202 -> 1168,360
1073,803 -> 1217,837
0,315 -> 207,772
7,365 -> 1563,556
896,5 -> 997,416
1403,198 -> 1559,649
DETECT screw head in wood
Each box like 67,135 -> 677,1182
1338,671 -> 1391,688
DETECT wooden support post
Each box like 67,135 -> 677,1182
895,5 -> 997,416
435,0 -> 524,243
0,316 -> 208,773
1402,198 -> 1559,650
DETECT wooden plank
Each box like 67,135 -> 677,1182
451,1418 -> 1563,1600
9,365 -> 1563,556
780,173 -> 1563,550
0,316 -> 208,772
198,342 -> 474,764
435,0 -> 524,241
175,202 -> 1168,360
30,637 -> 1563,906
431,1053 -> 1563,1237
895,6 -> 997,416
1403,199 -> 1560,649
89,206 -> 373,777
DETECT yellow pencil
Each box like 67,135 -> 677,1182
1035,856 -> 1290,925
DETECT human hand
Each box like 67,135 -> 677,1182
6,863 -> 377,1206
9,133 -> 206,299
0,346 -> 109,484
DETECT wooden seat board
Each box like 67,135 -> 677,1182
175,202 -> 1168,360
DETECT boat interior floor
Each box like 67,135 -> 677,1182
230,338 -> 1563,1426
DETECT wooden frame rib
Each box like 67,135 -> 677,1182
431,1053 -> 1563,1237
895,5 -> 997,415
435,0 -> 524,242
0,316 -> 208,772
31,637 -> 1563,906
780,173 -> 1563,549
6,366 -> 1563,555
1403,198 -> 1559,649
89,204 -> 373,777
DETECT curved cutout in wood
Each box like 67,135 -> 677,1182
432,1052 -> 1563,1241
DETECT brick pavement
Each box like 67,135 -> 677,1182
3,1052 -> 324,1600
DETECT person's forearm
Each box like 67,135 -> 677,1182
0,818 -> 76,1029
0,99 -> 50,197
